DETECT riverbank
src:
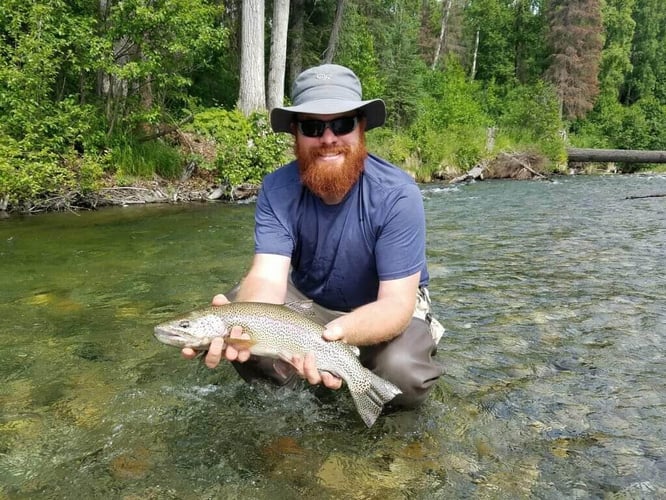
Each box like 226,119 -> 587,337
3,152 -> 662,216
3,151 -> 546,213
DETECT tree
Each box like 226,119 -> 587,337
511,0 -> 548,84
267,0 -> 290,110
463,0 -> 515,83
545,0 -> 603,120
238,0 -> 266,114
431,0 -> 452,70
598,0 -> 636,101
98,0 -> 226,133
623,0 -> 666,104
324,0 -> 346,64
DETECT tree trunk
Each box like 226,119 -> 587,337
431,0 -> 452,70
238,0 -> 266,115
323,0 -> 346,64
470,29 -> 479,81
288,0 -> 304,87
567,148 -> 666,163
267,0 -> 290,111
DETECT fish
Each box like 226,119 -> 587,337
154,302 -> 402,427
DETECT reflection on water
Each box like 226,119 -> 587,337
1,176 -> 665,498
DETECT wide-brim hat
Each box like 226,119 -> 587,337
270,64 -> 386,133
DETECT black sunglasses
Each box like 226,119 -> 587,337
296,115 -> 359,138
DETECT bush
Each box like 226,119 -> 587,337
0,96 -> 109,209
190,109 -> 291,191
495,82 -> 566,165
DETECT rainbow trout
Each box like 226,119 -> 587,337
154,302 -> 401,427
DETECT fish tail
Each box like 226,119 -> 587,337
349,372 -> 402,428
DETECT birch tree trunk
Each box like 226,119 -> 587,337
239,0 -> 266,115
470,28 -> 479,81
267,0 -> 290,111
431,0 -> 452,70
323,0 -> 346,64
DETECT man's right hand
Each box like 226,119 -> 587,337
180,294 -> 252,368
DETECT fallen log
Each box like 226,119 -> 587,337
624,193 -> 666,200
449,163 -> 487,185
567,148 -> 666,163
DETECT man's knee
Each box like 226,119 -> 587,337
360,318 -> 442,409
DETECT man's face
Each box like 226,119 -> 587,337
293,112 -> 368,203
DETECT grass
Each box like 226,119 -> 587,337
111,140 -> 183,179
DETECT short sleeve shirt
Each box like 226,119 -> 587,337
254,154 -> 429,311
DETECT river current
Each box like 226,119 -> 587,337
1,174 -> 664,498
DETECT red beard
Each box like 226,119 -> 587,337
296,136 -> 367,202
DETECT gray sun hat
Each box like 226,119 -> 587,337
270,64 -> 386,133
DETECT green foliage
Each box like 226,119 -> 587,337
100,0 -> 227,135
0,133 -> 105,208
337,7 -> 385,102
2,0 -> 666,209
0,96 -> 107,208
599,0 -> 636,100
495,82 -> 566,162
463,0 -> 519,84
417,61 -> 489,130
367,128 -> 417,167
370,65 -> 565,177
191,109 -> 291,190
575,94 -> 666,151
110,138 -> 183,179
399,61 -> 490,174
622,0 -> 666,104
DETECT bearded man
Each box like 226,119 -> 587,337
182,64 -> 444,409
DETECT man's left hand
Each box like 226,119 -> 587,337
290,352 -> 343,390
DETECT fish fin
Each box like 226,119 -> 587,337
349,371 -> 402,428
224,337 -> 258,350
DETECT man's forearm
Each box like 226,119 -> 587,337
233,253 -> 291,303
235,274 -> 287,303
327,295 -> 415,346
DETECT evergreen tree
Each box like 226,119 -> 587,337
623,0 -> 666,104
545,0 -> 603,120
598,0 -> 636,101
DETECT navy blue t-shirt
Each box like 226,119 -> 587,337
254,154 -> 429,311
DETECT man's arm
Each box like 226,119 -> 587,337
233,253 -> 291,303
296,271 -> 419,386
322,271 -> 420,346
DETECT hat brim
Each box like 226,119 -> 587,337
270,98 -> 386,133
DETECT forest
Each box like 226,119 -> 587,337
1,0 -> 665,212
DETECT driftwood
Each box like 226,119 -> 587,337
483,152 -> 548,180
497,152 -> 548,179
568,148 -> 666,163
97,186 -> 168,205
449,162 -> 487,185
449,151 -> 549,184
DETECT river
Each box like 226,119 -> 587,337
1,174 -> 664,498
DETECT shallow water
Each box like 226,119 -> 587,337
1,175 -> 664,498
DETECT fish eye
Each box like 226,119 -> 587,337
178,320 -> 190,328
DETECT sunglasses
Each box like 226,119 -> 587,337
296,115 -> 359,138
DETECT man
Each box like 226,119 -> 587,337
182,64 -> 444,408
